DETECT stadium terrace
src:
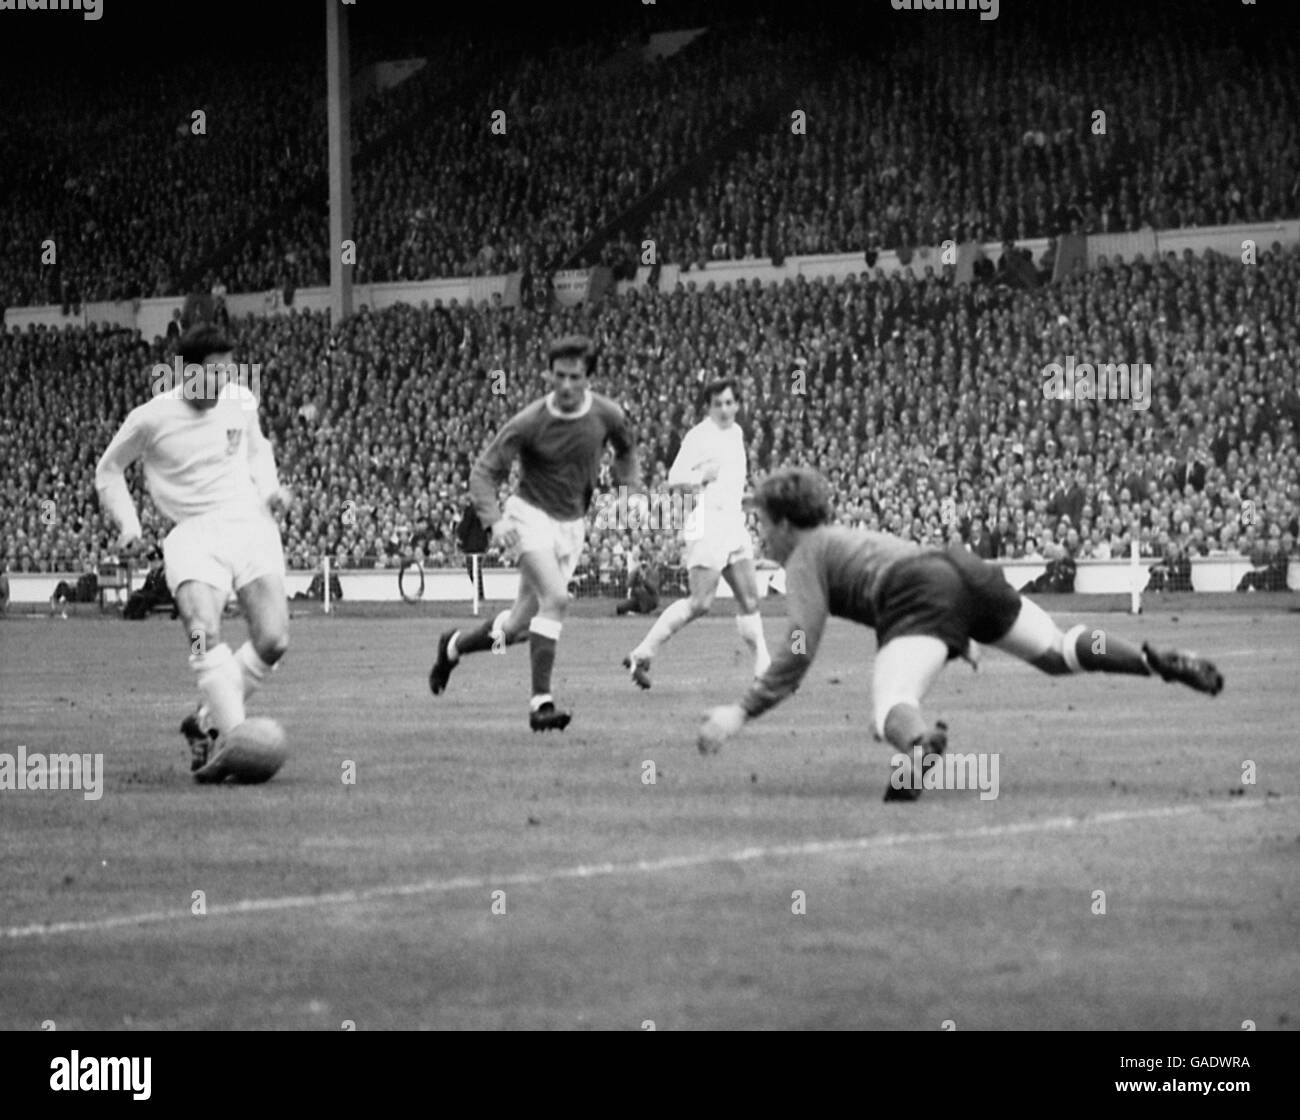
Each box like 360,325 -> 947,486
150,358 -> 261,408
1042,359 -> 1153,412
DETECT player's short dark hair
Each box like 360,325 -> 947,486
548,334 -> 596,374
755,467 -> 833,528
178,324 -> 233,366
703,377 -> 739,407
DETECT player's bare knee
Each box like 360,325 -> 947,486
256,629 -> 289,666
538,593 -> 568,617
688,594 -> 713,617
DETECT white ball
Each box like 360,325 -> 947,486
224,717 -> 288,783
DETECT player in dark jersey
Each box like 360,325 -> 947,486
698,467 -> 1224,799
429,335 -> 640,731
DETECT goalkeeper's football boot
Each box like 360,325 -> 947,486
883,721 -> 949,803
622,653 -> 652,690
180,708 -> 219,772
529,701 -> 572,733
1142,644 -> 1224,696
429,630 -> 459,695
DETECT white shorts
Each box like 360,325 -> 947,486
164,508 -> 286,595
503,495 -> 586,584
684,516 -> 754,572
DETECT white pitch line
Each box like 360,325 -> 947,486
1,798 -> 1283,941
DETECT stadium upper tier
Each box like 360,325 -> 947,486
2,246 -> 1297,577
2,5 -> 1296,311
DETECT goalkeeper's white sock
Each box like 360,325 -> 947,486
234,641 -> 275,702
190,643 -> 245,735
633,597 -> 694,659
736,611 -> 771,676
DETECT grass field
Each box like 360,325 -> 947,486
2,597 -> 1297,1030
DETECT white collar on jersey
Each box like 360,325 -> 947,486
545,389 -> 593,419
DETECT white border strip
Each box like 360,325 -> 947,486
2,799 -> 1280,940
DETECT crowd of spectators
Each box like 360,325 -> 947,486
3,242 -> 1298,594
3,5 -> 1296,313
633,12 -> 1300,274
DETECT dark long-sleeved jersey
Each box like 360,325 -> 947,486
740,525 -> 921,718
469,390 -> 637,525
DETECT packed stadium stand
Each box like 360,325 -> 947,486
1,0 -> 1297,592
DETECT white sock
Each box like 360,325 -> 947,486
736,612 -> 771,675
490,609 -> 511,653
233,641 -> 274,702
190,643 -> 245,735
634,597 -> 694,659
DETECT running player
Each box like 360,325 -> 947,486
623,378 -> 770,688
95,324 -> 292,781
697,467 -> 1224,799
428,335 -> 640,731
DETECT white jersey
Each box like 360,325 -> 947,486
668,417 -> 748,528
95,382 -> 280,534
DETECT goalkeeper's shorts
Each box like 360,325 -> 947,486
874,548 -> 1022,658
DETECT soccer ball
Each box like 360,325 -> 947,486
226,717 -> 288,783
196,717 -> 288,785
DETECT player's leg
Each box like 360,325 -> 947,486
175,578 -> 245,742
721,555 -> 771,678
495,589 -> 537,647
625,566 -> 719,688
993,595 -> 1223,693
166,517 -> 246,767
871,555 -> 973,801
221,509 -> 292,713
446,584 -> 535,662
233,571 -> 290,707
432,503 -> 537,693
874,635 -> 953,803
520,547 -> 571,729
873,634 -> 951,749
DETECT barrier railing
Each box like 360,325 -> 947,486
5,555 -> 1297,607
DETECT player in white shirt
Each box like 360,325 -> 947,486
624,379 -> 770,687
95,325 -> 292,781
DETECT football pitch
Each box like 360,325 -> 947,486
2,600 -> 1297,1030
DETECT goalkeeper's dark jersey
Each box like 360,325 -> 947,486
741,526 -> 920,717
